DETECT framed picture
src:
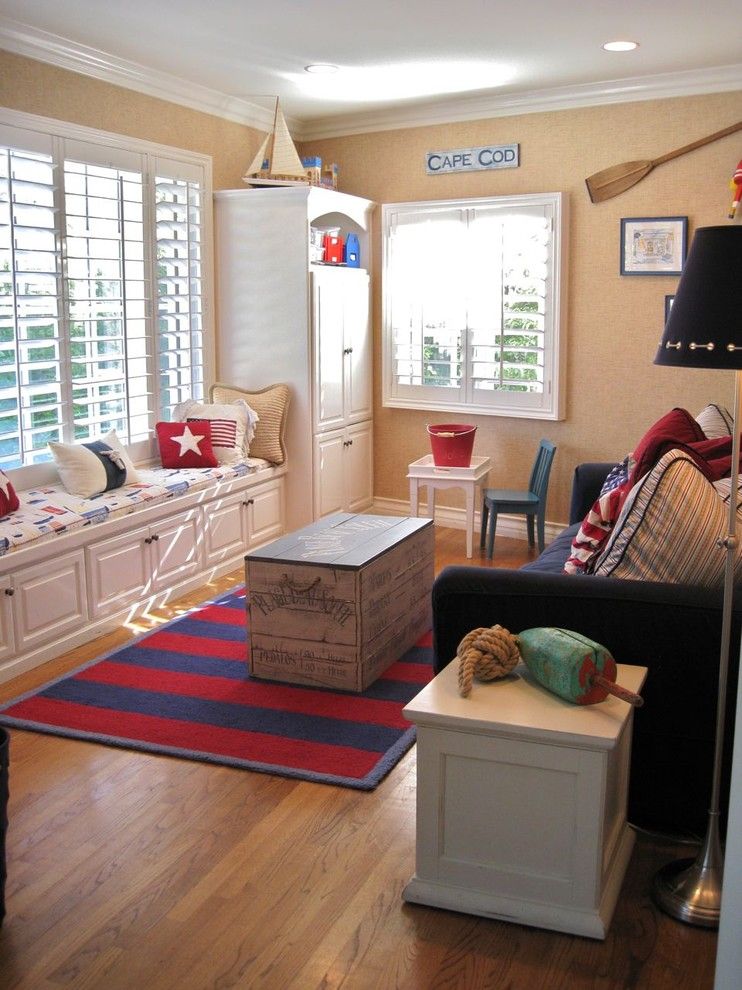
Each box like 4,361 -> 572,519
620,216 -> 688,276
664,294 -> 675,324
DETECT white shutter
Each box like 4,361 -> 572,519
155,170 -> 204,418
0,141 -> 61,467
63,156 -> 148,443
382,193 -> 565,419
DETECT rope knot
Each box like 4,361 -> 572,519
456,625 -> 521,697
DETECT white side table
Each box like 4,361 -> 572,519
403,660 -> 647,939
407,455 -> 491,558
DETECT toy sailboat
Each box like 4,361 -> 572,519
242,99 -> 308,186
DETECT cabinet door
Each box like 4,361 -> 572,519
0,574 -> 15,666
202,491 -> 249,567
87,524 -> 152,619
14,551 -> 88,654
313,269 -> 346,432
344,271 -> 372,424
247,480 -> 285,549
150,507 -> 203,594
313,430 -> 346,518
346,420 -> 374,513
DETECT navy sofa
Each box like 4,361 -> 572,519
431,462 -> 741,837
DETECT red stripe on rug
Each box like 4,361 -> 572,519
78,662 -> 410,728
189,603 -> 246,627
383,660 -> 433,683
138,630 -> 246,660
8,697 -> 381,777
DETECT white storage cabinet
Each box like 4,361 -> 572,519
214,186 -> 374,530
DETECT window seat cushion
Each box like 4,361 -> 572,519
0,459 -> 267,558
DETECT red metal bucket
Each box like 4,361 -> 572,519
427,424 -> 477,467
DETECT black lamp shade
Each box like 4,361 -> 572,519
655,225 -> 742,370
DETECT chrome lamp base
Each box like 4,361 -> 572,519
652,812 -> 723,928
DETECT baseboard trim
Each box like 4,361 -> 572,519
371,496 -> 564,544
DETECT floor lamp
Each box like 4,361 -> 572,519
653,224 -> 742,926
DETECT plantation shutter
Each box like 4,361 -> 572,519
63,140 -> 148,444
382,194 -> 564,420
0,127 -> 60,466
154,157 -> 205,419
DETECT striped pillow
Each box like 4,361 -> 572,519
593,449 -> 742,586
696,403 -> 734,439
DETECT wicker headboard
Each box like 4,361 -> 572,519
209,382 -> 290,465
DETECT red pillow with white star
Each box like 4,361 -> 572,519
0,469 -> 20,518
155,422 -> 218,469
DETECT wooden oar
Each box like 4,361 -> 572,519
585,121 -> 742,203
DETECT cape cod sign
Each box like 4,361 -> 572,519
426,143 -> 519,175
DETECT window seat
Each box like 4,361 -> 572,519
0,457 -> 286,684
0,459 -> 268,558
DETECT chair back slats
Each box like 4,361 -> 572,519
529,439 -> 557,499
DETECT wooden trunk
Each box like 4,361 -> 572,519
246,513 -> 434,691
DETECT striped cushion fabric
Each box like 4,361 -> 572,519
593,449 -> 742,586
696,403 -> 734,439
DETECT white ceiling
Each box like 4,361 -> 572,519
1,1 -> 741,139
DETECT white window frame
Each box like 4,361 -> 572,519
0,107 -> 214,470
381,192 -> 568,420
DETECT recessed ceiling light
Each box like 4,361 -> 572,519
304,63 -> 339,74
602,40 -> 639,52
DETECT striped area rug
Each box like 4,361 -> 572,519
0,587 -> 433,789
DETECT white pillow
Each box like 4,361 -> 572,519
49,429 -> 142,498
172,399 -> 255,465
695,404 -> 734,439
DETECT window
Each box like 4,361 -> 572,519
0,111 -> 212,470
382,193 -> 567,419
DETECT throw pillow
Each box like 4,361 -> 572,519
210,383 -> 290,465
49,429 -> 142,499
172,399 -> 251,465
564,407 -> 709,575
0,468 -> 20,518
593,449 -> 742,586
696,403 -> 734,440
156,421 -> 217,469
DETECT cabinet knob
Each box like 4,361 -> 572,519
4,587 -> 13,597
144,537 -> 152,545
348,439 -> 354,446
152,533 -> 159,542
243,498 -> 255,506
343,347 -> 353,355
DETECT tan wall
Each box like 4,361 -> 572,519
2,51 -> 740,523
302,92 -> 742,523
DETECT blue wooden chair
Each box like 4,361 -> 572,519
480,439 -> 556,559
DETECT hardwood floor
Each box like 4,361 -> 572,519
0,528 -> 718,990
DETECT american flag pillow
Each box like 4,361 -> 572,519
172,399 -> 250,465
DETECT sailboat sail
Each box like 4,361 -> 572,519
243,100 -> 308,184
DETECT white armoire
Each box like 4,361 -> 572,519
214,186 -> 374,531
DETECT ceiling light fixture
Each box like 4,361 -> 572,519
304,63 -> 339,74
602,40 -> 639,52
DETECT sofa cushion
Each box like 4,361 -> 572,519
156,421 -> 217,469
565,407 -> 722,575
49,429 -> 142,498
593,449 -> 742,586
210,383 -> 290,465
696,403 -> 733,439
173,398 -> 255,466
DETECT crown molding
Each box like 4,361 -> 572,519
1,17 -> 741,142
0,18 -> 280,134
300,63 -> 742,139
